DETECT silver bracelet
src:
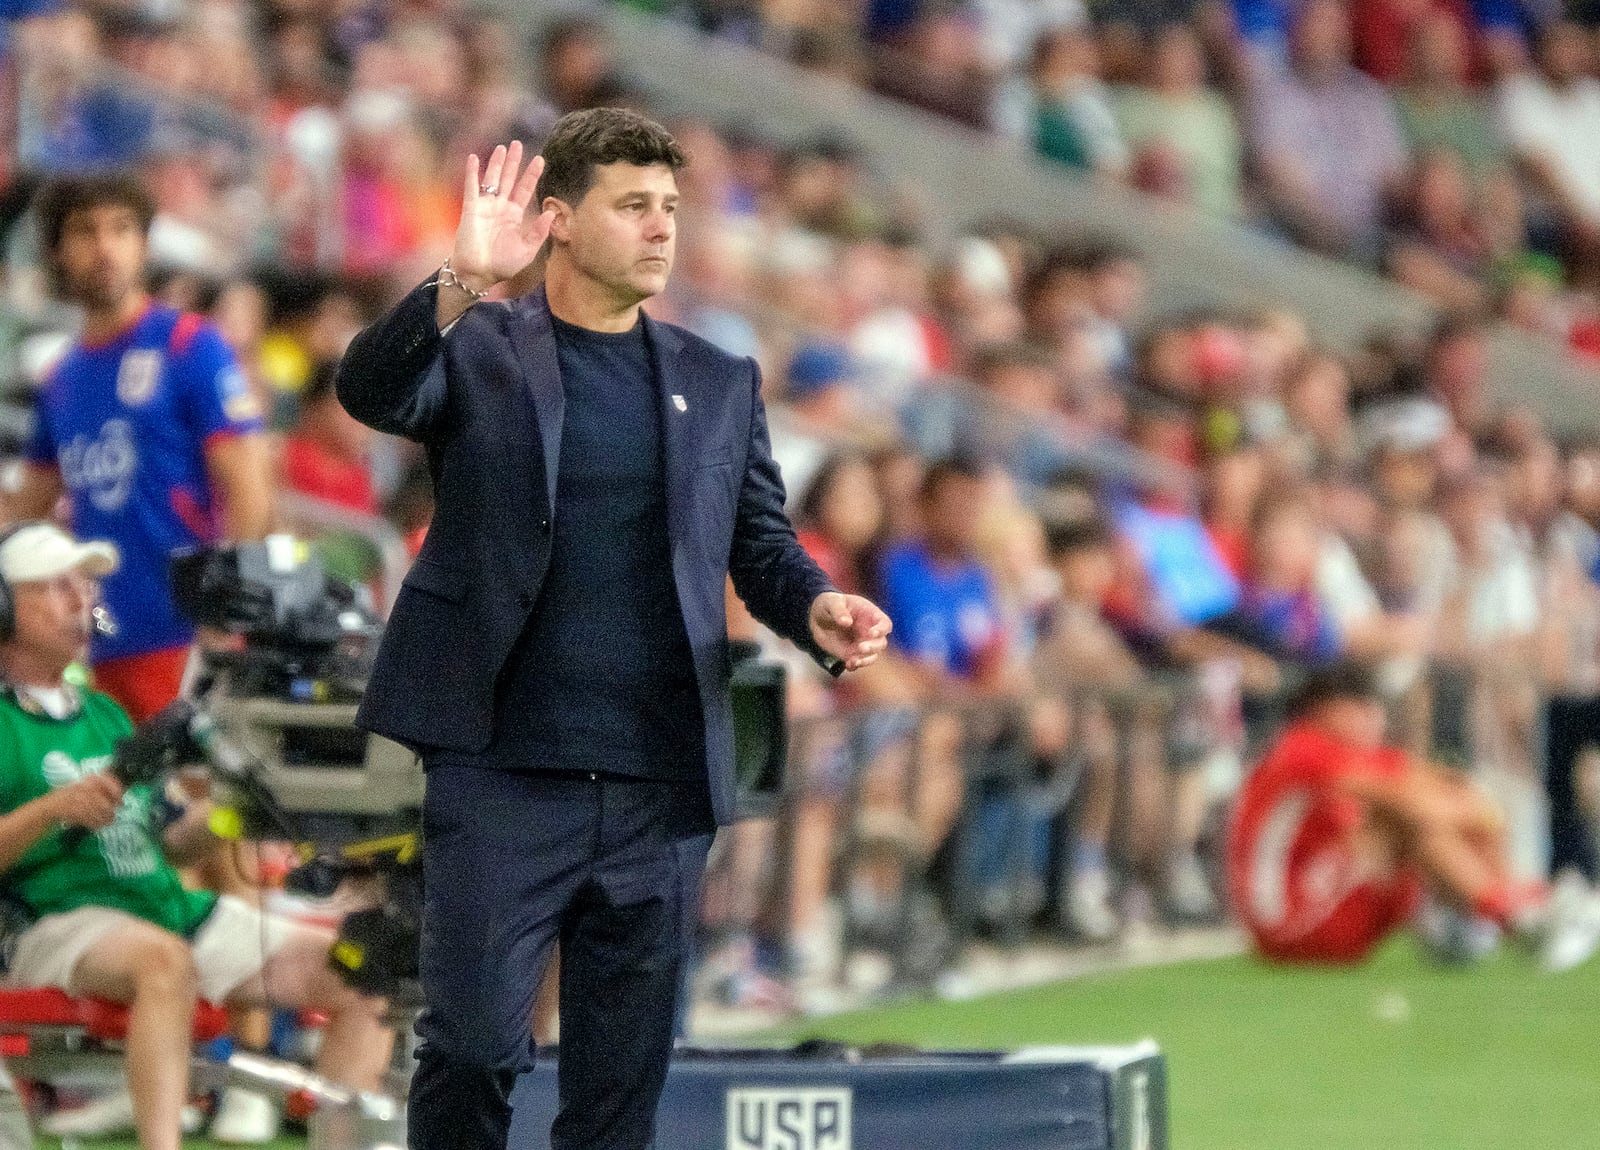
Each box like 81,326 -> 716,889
432,257 -> 488,301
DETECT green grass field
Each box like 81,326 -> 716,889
760,937 -> 1600,1150
31,937 -> 1600,1150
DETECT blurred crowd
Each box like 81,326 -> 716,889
21,0 -> 1600,358
5,0 -> 1600,1012
652,0 -> 1600,364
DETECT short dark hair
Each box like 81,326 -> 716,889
1559,432 -> 1600,459
797,451 -> 865,527
33,173 -> 155,254
919,455 -> 986,503
969,340 -> 1055,382
1125,385 -> 1199,431
301,360 -> 341,409
538,14 -> 605,66
1249,484 -> 1316,536
1019,242 -> 1088,309
1286,661 -> 1381,719
1426,308 -> 1489,354
1044,517 -> 1114,560
535,107 -> 686,208
1079,238 -> 1140,274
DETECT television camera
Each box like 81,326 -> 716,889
123,539 -> 789,1000
107,540 -> 424,999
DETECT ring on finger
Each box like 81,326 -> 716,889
479,184 -> 499,195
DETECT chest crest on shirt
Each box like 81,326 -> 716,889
60,418 -> 137,512
115,349 -> 164,407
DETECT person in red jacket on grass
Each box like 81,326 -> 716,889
1228,661 -> 1600,971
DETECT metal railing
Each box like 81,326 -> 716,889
709,654 -> 1544,1002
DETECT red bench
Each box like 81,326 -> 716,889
0,988 -> 234,1132
0,987 -> 231,1097
0,988 -> 230,1051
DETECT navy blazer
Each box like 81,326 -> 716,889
336,282 -> 837,825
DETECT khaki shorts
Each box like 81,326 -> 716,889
4,895 -> 312,1005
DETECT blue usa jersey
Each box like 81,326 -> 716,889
878,541 -> 1008,680
26,304 -> 263,662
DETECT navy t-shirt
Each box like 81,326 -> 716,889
482,314 -> 704,779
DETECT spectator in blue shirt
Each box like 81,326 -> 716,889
879,456 -> 1011,690
881,457 -> 1057,930
12,10 -> 154,174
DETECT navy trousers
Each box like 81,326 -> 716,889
408,765 -> 712,1150
1545,696 -> 1600,880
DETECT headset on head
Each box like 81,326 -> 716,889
0,521 -> 53,644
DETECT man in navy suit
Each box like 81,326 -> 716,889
336,109 -> 891,1150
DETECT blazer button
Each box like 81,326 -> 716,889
538,518 -> 552,535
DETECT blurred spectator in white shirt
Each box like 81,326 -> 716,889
1248,0 -> 1408,260
1113,24 -> 1243,216
1498,22 -> 1600,255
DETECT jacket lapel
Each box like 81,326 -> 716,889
506,288 -> 564,519
643,311 -> 691,545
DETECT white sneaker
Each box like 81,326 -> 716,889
39,1086 -> 206,1137
1541,887 -> 1600,973
1164,854 -> 1218,919
1066,870 -> 1121,942
788,901 -> 844,985
182,1102 -> 207,1134
41,1087 -> 135,1137
1118,883 -> 1161,954
210,1085 -> 283,1144
1549,869 -> 1590,923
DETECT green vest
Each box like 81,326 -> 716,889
0,687 -> 216,938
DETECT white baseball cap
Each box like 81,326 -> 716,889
1364,398 -> 1451,456
0,523 -> 119,585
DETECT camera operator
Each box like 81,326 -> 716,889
0,523 -> 391,1150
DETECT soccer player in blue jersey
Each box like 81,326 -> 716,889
6,174 -> 274,722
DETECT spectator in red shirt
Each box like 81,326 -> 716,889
1202,446 -> 1266,579
281,364 -> 376,515
795,452 -> 884,596
1350,0 -> 1476,85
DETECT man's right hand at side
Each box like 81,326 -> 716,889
50,773 -> 125,830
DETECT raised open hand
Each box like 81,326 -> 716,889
449,142 -> 557,296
